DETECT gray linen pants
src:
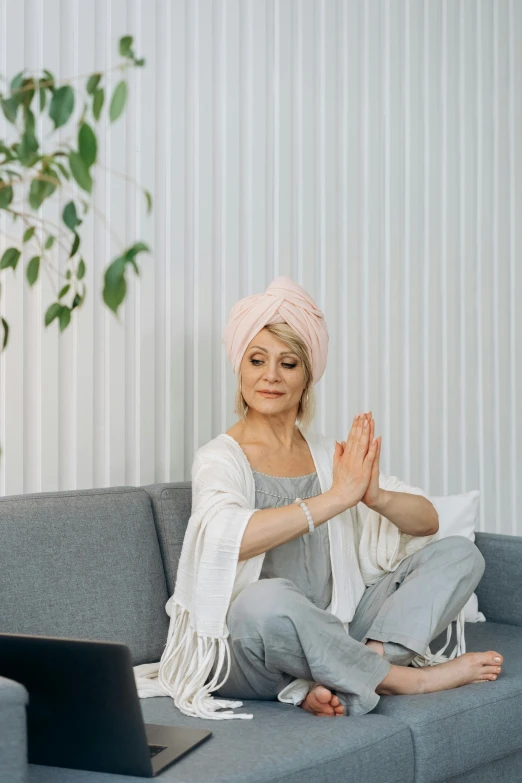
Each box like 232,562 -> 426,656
212,535 -> 485,715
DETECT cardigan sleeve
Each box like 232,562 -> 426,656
354,472 -> 440,586
171,449 -> 262,631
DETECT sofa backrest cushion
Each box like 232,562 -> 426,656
0,487 -> 170,665
140,482 -> 192,596
475,531 -> 522,626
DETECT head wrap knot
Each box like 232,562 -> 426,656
222,276 -> 329,385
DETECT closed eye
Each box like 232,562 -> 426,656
250,359 -> 297,369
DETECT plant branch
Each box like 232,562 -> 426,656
3,63 -> 128,96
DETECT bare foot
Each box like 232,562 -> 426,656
376,651 -> 504,696
300,685 -> 345,717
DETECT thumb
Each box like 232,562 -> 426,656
333,440 -> 341,464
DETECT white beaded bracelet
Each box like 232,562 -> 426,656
295,497 -> 316,534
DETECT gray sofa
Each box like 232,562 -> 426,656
1,482 -> 522,783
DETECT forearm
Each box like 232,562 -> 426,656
367,490 -> 439,536
238,491 -> 346,562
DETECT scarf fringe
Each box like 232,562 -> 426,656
409,607 -> 467,667
157,600 -> 254,720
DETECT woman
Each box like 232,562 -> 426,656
152,276 -> 503,720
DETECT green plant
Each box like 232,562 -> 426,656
0,34 -> 152,354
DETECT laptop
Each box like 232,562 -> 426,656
0,632 -> 212,777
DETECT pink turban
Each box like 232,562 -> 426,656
222,276 -> 329,385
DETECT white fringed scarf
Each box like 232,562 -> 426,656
133,428 -> 466,719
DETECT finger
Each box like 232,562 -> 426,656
364,436 -> 378,465
356,414 -> 371,455
345,415 -> 358,449
372,437 -> 381,470
346,414 -> 363,455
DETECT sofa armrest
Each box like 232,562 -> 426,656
475,532 -> 522,627
0,676 -> 28,783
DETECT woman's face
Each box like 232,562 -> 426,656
239,328 -> 306,415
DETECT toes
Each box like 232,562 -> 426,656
314,686 -> 333,704
490,652 -> 503,664
318,706 -> 335,717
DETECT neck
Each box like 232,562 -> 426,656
239,411 -> 302,451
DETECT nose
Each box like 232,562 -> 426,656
263,361 -> 282,381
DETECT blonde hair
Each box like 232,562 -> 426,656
233,323 -> 316,432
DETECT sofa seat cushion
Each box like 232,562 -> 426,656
371,620 -> 522,783
0,487 -> 170,665
28,699 -> 414,783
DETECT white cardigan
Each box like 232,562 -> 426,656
133,427 -> 466,719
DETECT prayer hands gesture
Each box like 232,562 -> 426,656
330,412 -> 382,511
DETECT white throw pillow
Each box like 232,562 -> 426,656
428,490 -> 486,623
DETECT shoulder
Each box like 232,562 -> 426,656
193,433 -> 237,467
192,433 -> 251,486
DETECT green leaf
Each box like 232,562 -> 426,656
109,81 -> 127,123
1,317 -> 8,350
68,151 -> 92,193
18,129 -> 39,166
71,293 -> 82,309
144,189 -> 152,214
124,241 -> 149,261
78,122 -> 97,168
134,57 -> 145,67
86,73 -> 102,95
77,258 -> 85,280
54,161 -> 70,180
23,226 -> 35,243
58,284 -> 70,299
24,107 -> 36,134
49,85 -> 74,129
119,36 -> 133,57
10,70 -> 24,93
39,85 -> 46,111
26,255 -> 40,285
44,235 -> 54,250
45,302 -> 62,326
103,256 -> 126,313
59,306 -> 71,331
122,242 -> 149,277
0,180 -> 13,209
20,78 -> 35,110
45,302 -> 63,326
63,201 -> 81,231
0,247 -> 21,271
1,97 -> 18,124
0,142 -> 15,162
28,173 -> 58,210
69,232 -> 80,258
42,69 -> 55,92
92,87 -> 104,121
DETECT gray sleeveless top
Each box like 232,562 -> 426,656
253,468 -> 333,611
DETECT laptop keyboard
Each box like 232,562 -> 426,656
149,744 -> 167,758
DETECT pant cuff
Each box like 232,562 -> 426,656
363,630 -> 428,658
337,654 -> 392,717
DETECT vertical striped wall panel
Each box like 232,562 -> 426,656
0,0 -> 520,536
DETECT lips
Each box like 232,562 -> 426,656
258,391 -> 284,397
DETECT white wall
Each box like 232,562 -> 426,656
0,0 -> 520,535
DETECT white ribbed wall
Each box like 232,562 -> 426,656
0,1 -> 520,536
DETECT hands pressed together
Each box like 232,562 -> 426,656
330,411 -> 382,510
